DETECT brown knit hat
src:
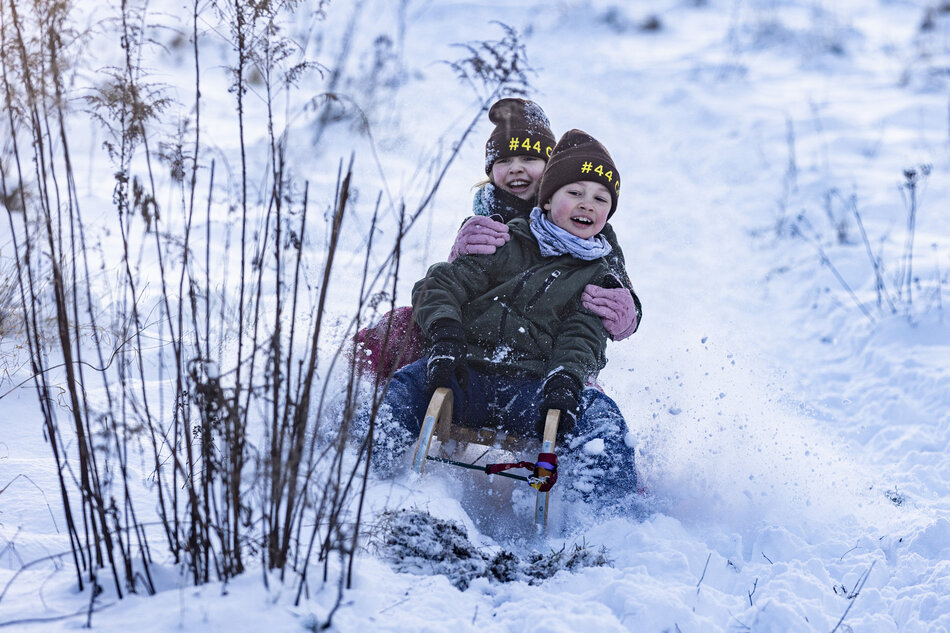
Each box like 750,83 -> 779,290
537,129 -> 621,218
484,98 -> 556,173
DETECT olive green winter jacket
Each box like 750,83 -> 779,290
411,217 -> 612,387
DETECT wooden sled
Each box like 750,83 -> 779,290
410,387 -> 559,531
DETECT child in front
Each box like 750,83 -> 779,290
372,129 -> 639,510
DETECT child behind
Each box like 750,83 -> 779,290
372,129 -> 639,508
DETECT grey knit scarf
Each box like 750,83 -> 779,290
529,207 -> 612,261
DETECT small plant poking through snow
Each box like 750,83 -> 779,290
790,165 -> 940,323
371,509 -> 611,590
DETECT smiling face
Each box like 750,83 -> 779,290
542,180 -> 611,239
490,155 -> 546,200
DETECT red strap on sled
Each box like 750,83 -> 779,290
485,460 -> 534,475
485,453 -> 558,492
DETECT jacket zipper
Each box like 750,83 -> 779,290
525,269 -> 561,307
498,266 -> 538,340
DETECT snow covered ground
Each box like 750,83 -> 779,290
2,1 -> 950,631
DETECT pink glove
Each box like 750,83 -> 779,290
448,216 -> 510,262
582,284 -> 640,340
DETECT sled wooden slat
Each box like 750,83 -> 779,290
534,409 -> 559,529
443,426 -> 524,453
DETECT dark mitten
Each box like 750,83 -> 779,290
425,318 -> 469,393
538,372 -> 582,437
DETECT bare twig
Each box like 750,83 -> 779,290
830,561 -> 876,633
792,214 -> 875,323
696,552 -> 712,595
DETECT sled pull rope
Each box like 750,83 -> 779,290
424,455 -> 530,482
425,453 -> 558,491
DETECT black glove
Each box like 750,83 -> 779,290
425,318 -> 469,394
538,372 -> 582,437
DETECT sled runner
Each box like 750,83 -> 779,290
410,387 -> 560,531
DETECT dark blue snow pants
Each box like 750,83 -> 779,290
371,358 -> 638,505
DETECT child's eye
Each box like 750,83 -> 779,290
596,196 -> 609,204
496,158 -> 511,165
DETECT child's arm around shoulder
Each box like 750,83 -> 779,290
448,215 -> 510,262
586,221 -> 643,339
